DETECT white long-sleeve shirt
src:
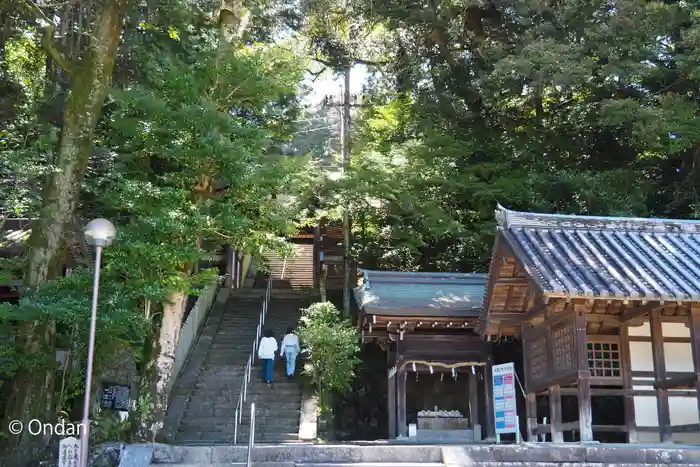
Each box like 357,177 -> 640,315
281,333 -> 300,352
258,336 -> 278,359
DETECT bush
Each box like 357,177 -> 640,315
297,302 -> 360,413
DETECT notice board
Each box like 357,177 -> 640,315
492,362 -> 519,439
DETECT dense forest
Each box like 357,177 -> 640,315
1,0 -> 700,463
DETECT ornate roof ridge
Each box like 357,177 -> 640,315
495,204 -> 700,234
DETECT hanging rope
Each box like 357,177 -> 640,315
389,360 -> 487,379
400,360 -> 486,372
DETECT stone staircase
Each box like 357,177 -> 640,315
162,289 -> 311,445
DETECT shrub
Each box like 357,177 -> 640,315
297,302 -> 360,413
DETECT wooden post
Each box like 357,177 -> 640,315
521,324 -> 537,441
469,368 -> 479,429
575,311 -> 593,442
620,324 -> 637,443
224,244 -> 234,288
484,358 -> 495,439
687,305 -> 700,431
387,350 -> 396,439
650,309 -> 672,442
397,365 -> 407,437
549,384 -> 564,443
526,393 -> 537,442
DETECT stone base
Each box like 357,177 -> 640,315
146,443 -> 700,465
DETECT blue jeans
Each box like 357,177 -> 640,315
259,358 -> 274,382
284,347 -> 298,376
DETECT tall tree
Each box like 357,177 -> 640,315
2,0 -> 131,462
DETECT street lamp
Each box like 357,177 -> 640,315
79,218 -> 116,467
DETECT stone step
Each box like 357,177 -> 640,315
152,445 -> 443,464
184,399 -> 301,411
186,387 -> 302,398
174,430 -> 299,444
180,425 -> 301,436
178,416 -> 300,429
183,403 -> 301,417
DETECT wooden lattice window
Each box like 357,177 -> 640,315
553,324 -> 575,372
587,342 -> 621,378
528,336 -> 548,383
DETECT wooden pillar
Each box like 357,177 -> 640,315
575,311 -> 593,442
650,309 -> 672,442
469,369 -> 479,429
688,305 -> 700,433
484,358 -> 495,438
387,350 -> 396,439
521,324 -> 537,441
549,384 -> 563,443
397,366 -> 407,437
526,393 -> 537,442
224,244 -> 234,288
620,324 -> 637,443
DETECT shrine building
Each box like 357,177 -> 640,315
357,205 -> 700,445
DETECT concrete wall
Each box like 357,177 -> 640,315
169,280 -> 220,393
628,322 -> 700,444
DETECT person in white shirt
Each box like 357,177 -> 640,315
258,329 -> 278,383
281,327 -> 301,377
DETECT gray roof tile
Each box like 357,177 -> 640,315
354,270 -> 486,317
496,205 -> 700,301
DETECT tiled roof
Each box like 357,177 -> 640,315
354,270 -> 487,317
495,205 -> 700,301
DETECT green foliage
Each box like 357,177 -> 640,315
297,302 -> 360,413
90,410 -> 131,444
300,0 -> 700,272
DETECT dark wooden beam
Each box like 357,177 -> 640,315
620,324 -> 637,443
396,367 -> 407,437
387,348 -> 396,439
650,309 -> 672,442
621,303 -> 664,323
484,358 -> 495,439
575,311 -> 593,442
549,384 -> 564,442
526,392 -> 537,442
469,369 -> 479,430
494,277 -> 530,286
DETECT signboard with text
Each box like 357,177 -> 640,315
58,436 -> 80,467
492,362 -> 518,437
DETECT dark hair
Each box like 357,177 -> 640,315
286,327 -> 294,334
264,329 -> 274,338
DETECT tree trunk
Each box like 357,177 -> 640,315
133,291 -> 187,441
2,0 -> 128,462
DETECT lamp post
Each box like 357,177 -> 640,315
79,218 -> 116,467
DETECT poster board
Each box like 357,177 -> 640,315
100,382 -> 131,411
492,362 -> 520,442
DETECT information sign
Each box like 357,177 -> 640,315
58,436 -> 80,467
492,362 -> 519,442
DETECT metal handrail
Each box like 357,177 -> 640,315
246,402 -> 256,467
233,280 -> 271,444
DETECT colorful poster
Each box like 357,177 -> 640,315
492,362 -> 518,436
